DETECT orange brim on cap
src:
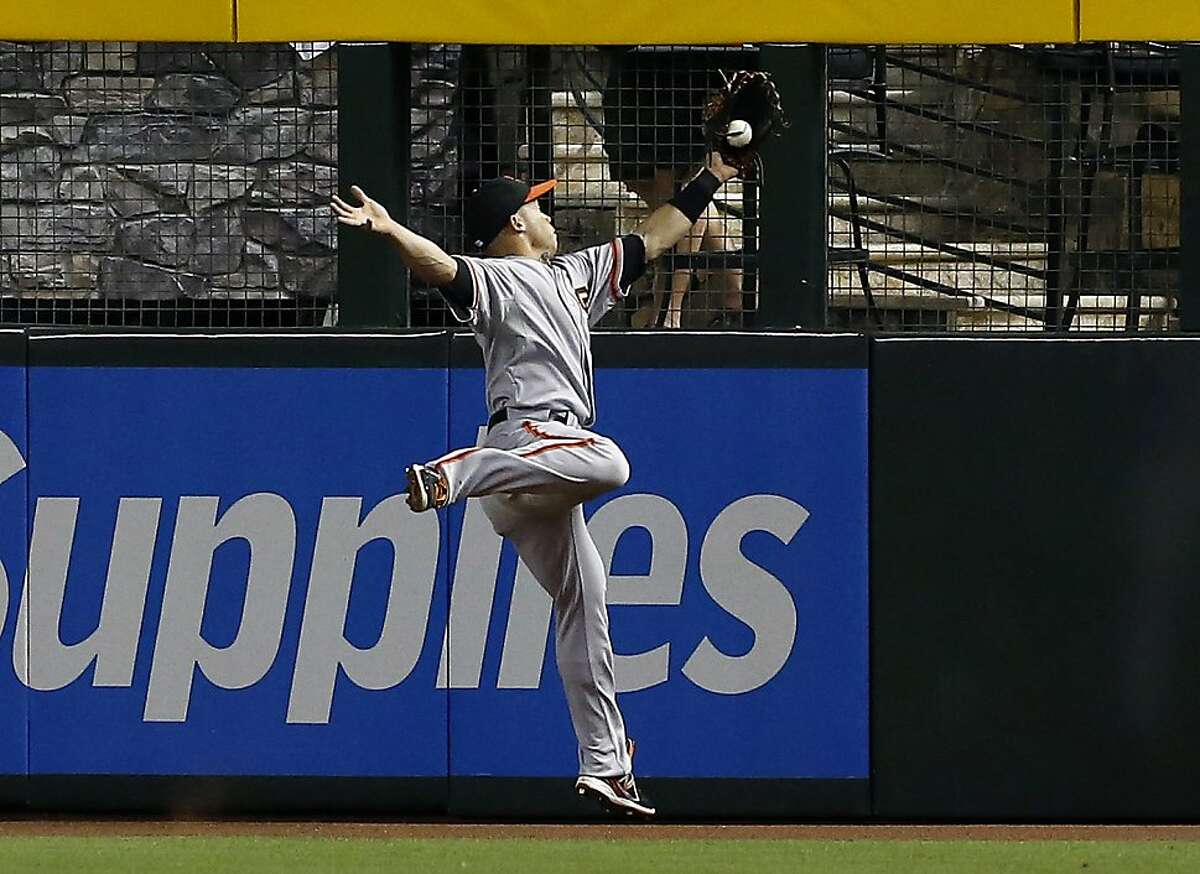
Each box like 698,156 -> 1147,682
524,179 -> 557,202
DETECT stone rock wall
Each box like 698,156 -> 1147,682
0,41 -> 337,304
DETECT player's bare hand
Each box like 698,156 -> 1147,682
330,185 -> 393,233
706,151 -> 739,183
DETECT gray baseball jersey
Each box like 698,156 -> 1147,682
450,241 -> 625,425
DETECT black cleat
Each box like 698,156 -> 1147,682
575,739 -> 655,818
405,463 -> 448,512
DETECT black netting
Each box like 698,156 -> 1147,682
0,40 -> 337,328
2,41 -> 1185,333
828,43 -> 1180,332
408,45 -> 760,330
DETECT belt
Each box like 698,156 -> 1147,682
488,407 -> 575,431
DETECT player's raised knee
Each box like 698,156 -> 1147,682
592,441 -> 630,492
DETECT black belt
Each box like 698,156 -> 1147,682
488,407 -> 572,431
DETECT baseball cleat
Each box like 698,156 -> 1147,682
575,773 -> 656,818
575,738 -> 655,818
405,463 -> 448,512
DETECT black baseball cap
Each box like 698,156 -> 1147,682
465,177 -> 557,249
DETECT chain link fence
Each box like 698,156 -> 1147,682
828,43 -> 1181,331
1,40 -> 1186,332
408,44 -> 761,330
0,40 -> 337,327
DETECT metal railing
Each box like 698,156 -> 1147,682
827,43 -> 1181,332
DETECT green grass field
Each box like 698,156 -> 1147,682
1,836 -> 1198,874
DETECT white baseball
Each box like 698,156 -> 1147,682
725,120 -> 752,148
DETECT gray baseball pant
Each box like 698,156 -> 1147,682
431,415 -> 632,778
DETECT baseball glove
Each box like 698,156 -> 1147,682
701,70 -> 789,176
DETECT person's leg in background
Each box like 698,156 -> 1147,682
665,214 -> 705,329
626,168 -> 677,328
701,201 -> 745,327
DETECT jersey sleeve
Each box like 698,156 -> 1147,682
448,255 -> 508,331
438,258 -> 475,317
555,239 -> 630,327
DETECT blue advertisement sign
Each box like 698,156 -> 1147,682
21,364 -> 449,776
1,344 -> 867,782
447,367 -> 869,779
0,349 -> 28,779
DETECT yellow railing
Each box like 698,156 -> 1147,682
0,0 -> 234,40
0,0 -> 1197,43
1079,0 -> 1200,41
235,0 -> 1075,44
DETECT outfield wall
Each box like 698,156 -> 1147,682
0,330 -> 26,810
0,329 -> 870,818
871,337 -> 1200,821
2,329 -> 1200,820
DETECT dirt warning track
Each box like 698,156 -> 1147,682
2,820 -> 1200,842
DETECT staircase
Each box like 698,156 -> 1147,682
828,46 -> 1178,331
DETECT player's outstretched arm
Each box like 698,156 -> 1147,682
330,185 -> 457,286
635,153 -> 738,262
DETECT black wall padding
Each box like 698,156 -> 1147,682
871,337 -> 1200,820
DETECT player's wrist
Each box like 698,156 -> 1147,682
710,163 -> 738,183
373,216 -> 401,236
668,170 -> 722,223
704,153 -> 737,183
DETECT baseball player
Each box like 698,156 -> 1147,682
330,153 -> 738,817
